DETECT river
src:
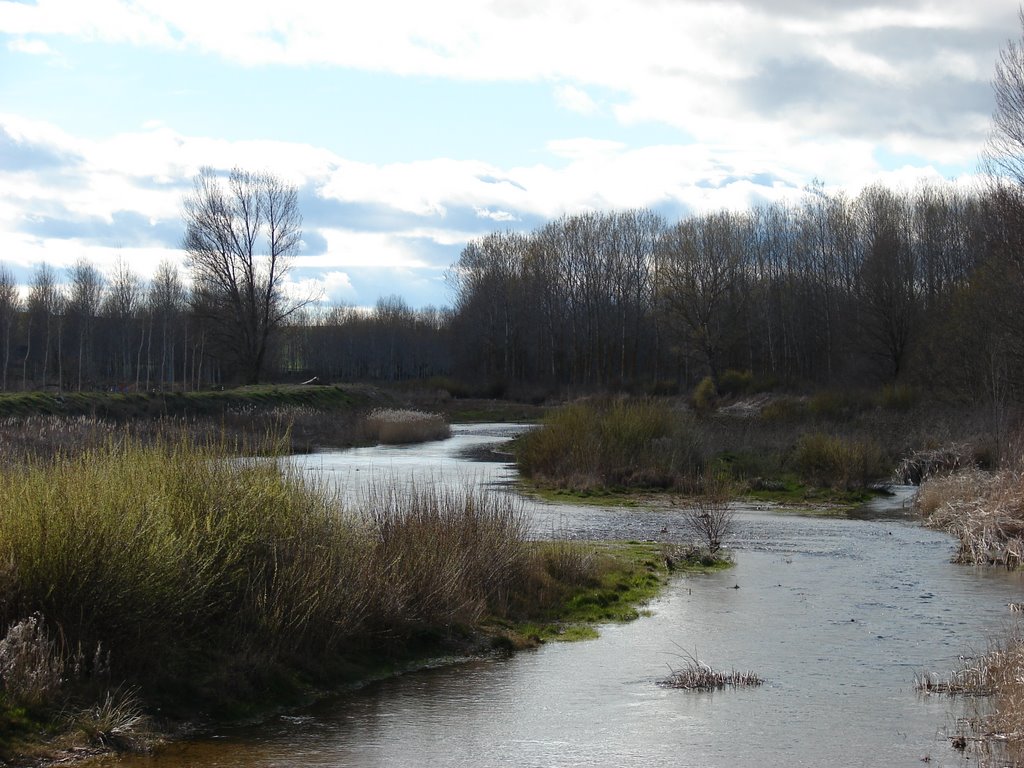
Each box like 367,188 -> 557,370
101,423 -> 1023,767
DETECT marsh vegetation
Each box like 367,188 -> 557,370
0,430 -> 686,761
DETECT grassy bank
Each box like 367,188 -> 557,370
913,443 -> 1024,762
0,435 -> 690,762
514,394 -> 996,504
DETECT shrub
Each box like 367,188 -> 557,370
875,384 -> 917,411
516,399 -> 706,491
680,473 -> 735,554
716,369 -> 754,398
808,389 -> 873,420
691,376 -> 718,412
760,397 -> 806,423
791,432 -> 885,490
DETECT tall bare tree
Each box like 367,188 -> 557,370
985,9 -> 1024,188
66,258 -> 105,391
0,267 -> 18,391
183,167 -> 309,384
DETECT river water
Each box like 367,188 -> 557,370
104,424 -> 1024,767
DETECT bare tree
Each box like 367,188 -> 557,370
680,474 -> 735,555
984,9 -> 1024,187
0,267 -> 18,391
149,260 -> 187,390
26,264 -> 62,390
183,167 -> 311,384
66,258 -> 105,391
101,258 -> 145,386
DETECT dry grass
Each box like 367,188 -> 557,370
660,650 -> 764,691
917,468 -> 1024,566
917,630 -> 1024,763
362,408 -> 451,444
0,614 -> 65,709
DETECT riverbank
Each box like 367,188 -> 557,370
0,431 -> 714,766
915,459 -> 1024,762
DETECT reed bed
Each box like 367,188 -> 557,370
660,652 -> 764,691
917,468 -> 1024,566
362,408 -> 451,445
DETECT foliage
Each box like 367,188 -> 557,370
715,369 -> 756,397
515,399 -> 706,491
691,376 -> 718,412
790,432 -> 885,490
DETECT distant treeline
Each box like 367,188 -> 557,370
1,181 -> 1022,404
442,181 -> 1024,402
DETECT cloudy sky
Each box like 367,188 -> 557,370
0,1 -> 1015,309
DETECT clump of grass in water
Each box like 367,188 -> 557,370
660,649 -> 764,691
917,629 -> 1024,762
362,408 -> 451,445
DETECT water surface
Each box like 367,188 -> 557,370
105,424 -> 1022,767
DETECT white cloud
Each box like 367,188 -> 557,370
304,229 -> 433,269
1,0 -> 1009,183
554,84 -> 599,115
6,37 -> 54,55
474,207 -> 518,222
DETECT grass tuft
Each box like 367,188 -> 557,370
660,649 -> 764,691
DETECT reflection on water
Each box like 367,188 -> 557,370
102,424 -> 1023,768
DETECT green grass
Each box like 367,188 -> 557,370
502,541 -> 726,643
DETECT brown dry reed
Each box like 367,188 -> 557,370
660,650 -> 764,691
362,408 -> 451,445
917,628 -> 1024,763
917,468 -> 1024,566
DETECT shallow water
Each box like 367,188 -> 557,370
104,424 -> 1024,767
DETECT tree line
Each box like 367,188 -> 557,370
445,182 -> 1024,405
1,180 -> 1022,405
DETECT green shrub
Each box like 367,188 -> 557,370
691,377 -> 718,412
0,437 -> 553,709
516,399 -> 706,491
791,432 -> 885,490
875,384 -> 917,411
808,389 -> 873,420
760,397 -> 806,423
717,369 -> 754,398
